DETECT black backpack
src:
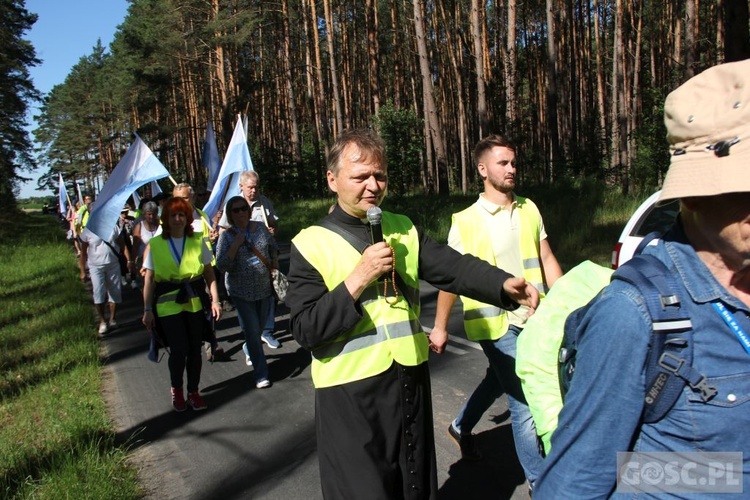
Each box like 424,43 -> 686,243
558,236 -> 718,423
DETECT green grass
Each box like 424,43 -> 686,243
0,212 -> 140,499
275,180 -> 654,271
19,203 -> 43,210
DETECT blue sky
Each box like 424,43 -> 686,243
19,0 -> 130,199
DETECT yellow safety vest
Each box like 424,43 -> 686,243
453,196 -> 545,341
150,233 -> 205,317
195,208 -> 216,266
76,206 -> 89,233
293,212 -> 427,388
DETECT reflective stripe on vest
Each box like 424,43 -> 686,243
454,196 -> 545,341
150,233 -> 205,317
293,212 -> 427,388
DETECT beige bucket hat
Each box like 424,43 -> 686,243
659,59 -> 750,202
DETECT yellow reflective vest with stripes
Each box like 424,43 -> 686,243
150,233 -> 205,317
292,212 -> 428,389
453,196 -> 546,341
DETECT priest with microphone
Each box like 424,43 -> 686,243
286,128 -> 539,500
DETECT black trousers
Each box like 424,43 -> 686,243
316,361 -> 437,500
160,310 -> 204,392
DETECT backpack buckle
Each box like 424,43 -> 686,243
660,294 -> 680,308
690,377 -> 718,402
658,353 -> 684,374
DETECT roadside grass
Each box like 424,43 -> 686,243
275,180 -> 653,271
0,212 -> 139,499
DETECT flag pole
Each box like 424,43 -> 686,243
212,172 -> 236,229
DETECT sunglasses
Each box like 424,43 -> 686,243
231,205 -> 249,214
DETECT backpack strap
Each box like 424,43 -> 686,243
613,252 -> 717,423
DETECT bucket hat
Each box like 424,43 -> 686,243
659,59 -> 750,202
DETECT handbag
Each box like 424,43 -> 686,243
270,268 -> 289,303
102,239 -> 128,276
247,241 -> 288,303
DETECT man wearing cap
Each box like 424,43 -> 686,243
535,59 -> 750,497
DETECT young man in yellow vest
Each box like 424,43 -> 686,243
286,129 -> 540,500
430,135 -> 562,490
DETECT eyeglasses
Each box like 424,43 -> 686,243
231,205 -> 249,214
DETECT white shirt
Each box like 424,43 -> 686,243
81,227 -> 122,267
448,194 -> 547,326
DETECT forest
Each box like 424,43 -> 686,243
20,1 -> 750,202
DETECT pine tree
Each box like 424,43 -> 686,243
0,0 -> 40,209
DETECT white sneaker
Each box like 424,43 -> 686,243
256,379 -> 271,389
108,320 -> 117,330
261,334 -> 281,349
98,322 -> 107,334
243,342 -> 252,366
130,280 -> 138,289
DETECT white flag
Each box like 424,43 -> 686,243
86,135 -> 171,241
202,115 -> 254,221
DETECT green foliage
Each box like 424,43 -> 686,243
520,178 -> 650,270
34,41 -> 124,193
275,197 -> 337,241
0,212 -> 139,498
630,87 -> 670,192
380,193 -> 474,242
373,101 -> 424,195
277,180 -> 653,271
0,0 -> 41,210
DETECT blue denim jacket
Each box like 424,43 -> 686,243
536,223 -> 750,499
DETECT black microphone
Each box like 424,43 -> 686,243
366,206 -> 384,244
367,206 -> 388,283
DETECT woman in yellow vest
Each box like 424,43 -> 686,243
142,197 -> 222,412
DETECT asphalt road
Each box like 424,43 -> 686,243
102,244 -> 530,499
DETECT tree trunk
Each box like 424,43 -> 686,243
281,0 -> 303,169
505,0 -> 517,127
366,0 -> 380,116
684,0 -> 696,79
323,0 -> 344,134
610,0 -> 628,192
438,0 -> 468,194
471,0 -> 488,137
545,0 -> 562,182
303,0 -> 323,192
413,0 -> 447,193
